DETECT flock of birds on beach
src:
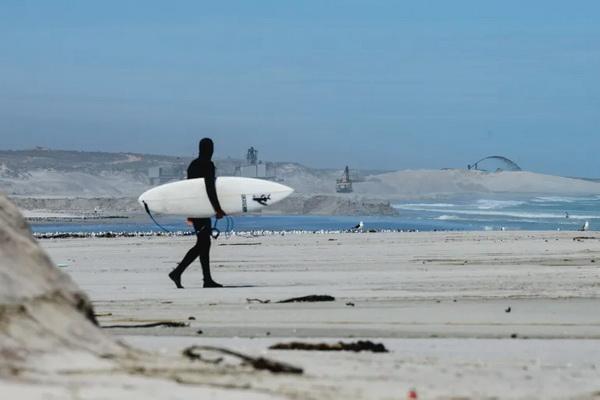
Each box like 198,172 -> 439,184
30,216 -> 593,239
31,220 -> 422,239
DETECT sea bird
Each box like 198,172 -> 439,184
352,221 -> 364,231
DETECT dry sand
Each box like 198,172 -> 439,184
25,231 -> 600,399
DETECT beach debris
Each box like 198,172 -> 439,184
407,389 -> 418,399
196,330 -> 203,335
346,302 -> 355,307
269,340 -> 389,353
94,312 -> 113,317
218,242 -> 262,246
182,347 -> 223,364
182,345 -> 303,374
511,333 -> 518,339
246,298 -> 271,304
102,321 -> 189,329
505,307 -> 512,313
277,295 -> 336,303
188,316 -> 196,320
573,236 -> 598,242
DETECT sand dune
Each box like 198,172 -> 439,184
355,169 -> 600,198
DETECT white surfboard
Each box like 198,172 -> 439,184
138,177 -> 294,217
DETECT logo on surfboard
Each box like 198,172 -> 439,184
252,194 -> 271,206
241,194 -> 248,212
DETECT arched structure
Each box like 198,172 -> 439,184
468,156 -> 522,172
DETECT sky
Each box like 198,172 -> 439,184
1,1 -> 600,176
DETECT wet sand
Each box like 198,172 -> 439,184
36,231 -> 600,399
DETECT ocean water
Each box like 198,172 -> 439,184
392,195 -> 600,232
30,195 -> 600,234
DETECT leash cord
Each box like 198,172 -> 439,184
142,200 -> 224,239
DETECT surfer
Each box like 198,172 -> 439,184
169,138 -> 226,289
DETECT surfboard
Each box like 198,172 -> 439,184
138,177 -> 294,217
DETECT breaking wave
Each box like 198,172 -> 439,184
475,199 -> 525,210
436,215 -> 461,221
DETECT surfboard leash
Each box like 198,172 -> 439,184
142,200 -> 229,239
142,201 -> 173,234
211,215 -> 235,239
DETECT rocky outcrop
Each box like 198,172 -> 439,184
0,194 -> 122,372
266,194 -> 398,216
11,197 -> 140,214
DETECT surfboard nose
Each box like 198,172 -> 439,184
268,181 -> 293,195
276,182 -> 294,195
268,181 -> 294,203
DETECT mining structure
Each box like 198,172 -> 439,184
236,147 -> 277,180
336,166 -> 353,193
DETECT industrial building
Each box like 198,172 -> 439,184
336,166 -> 353,193
236,147 -> 277,180
148,165 -> 185,185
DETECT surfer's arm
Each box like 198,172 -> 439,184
205,163 -> 225,217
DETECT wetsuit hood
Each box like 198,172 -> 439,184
198,138 -> 214,160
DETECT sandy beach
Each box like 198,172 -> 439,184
25,231 -> 600,399
5,1 -> 600,398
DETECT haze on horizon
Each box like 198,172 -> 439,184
1,1 -> 600,177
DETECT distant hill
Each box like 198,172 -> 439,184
0,149 -> 189,174
2,149 -> 599,201
354,169 -> 600,198
0,149 -> 347,197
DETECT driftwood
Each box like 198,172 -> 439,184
277,295 -> 335,303
246,295 -> 336,304
182,345 -> 303,374
270,340 -> 389,353
102,321 -> 189,329
218,242 -> 262,246
246,298 -> 271,304
94,312 -> 113,317
573,236 -> 598,241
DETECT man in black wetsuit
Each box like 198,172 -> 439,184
168,138 -> 226,289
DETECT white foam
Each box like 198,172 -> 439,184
395,203 -> 455,209
532,196 -> 600,203
436,215 -> 461,221
475,199 -> 525,210
395,205 -> 600,220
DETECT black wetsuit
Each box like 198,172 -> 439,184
170,139 -> 223,287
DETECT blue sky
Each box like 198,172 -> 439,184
1,1 -> 600,176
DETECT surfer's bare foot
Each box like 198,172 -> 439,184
203,280 -> 223,288
168,271 -> 184,289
